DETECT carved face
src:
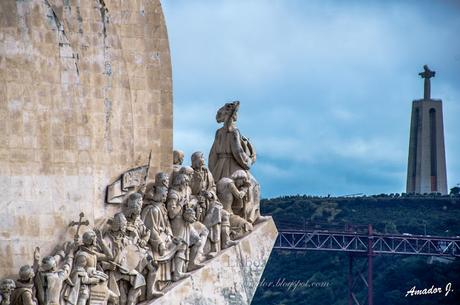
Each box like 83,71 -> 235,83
231,170 -> 248,187
235,178 -> 246,188
19,265 -> 35,281
191,152 -> 205,169
82,231 -> 96,246
173,150 -> 184,165
216,101 -> 240,123
113,213 -> 127,233
154,187 -> 168,203
179,166 -> 194,179
126,193 -> 143,218
0,279 -> 15,293
42,256 -> 57,272
129,199 -> 142,217
155,173 -> 169,188
144,187 -> 155,201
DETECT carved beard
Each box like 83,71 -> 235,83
110,230 -> 127,249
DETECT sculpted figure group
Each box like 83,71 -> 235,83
0,102 -> 267,305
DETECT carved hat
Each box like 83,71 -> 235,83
0,278 -> 15,292
126,193 -> 143,215
153,186 -> 168,202
18,265 -> 34,281
82,230 -> 96,245
41,256 -> 57,272
173,150 -> 185,165
216,101 -> 240,123
154,172 -> 169,187
191,151 -> 204,168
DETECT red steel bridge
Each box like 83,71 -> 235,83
273,221 -> 460,305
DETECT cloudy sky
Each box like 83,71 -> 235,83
162,0 -> 460,198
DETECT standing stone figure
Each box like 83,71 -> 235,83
153,172 -> 169,195
166,174 -> 205,274
64,230 -> 111,305
62,255 -> 104,305
190,151 -> 232,256
209,101 -> 266,224
170,150 -> 185,187
141,186 -> 188,286
35,247 -> 75,305
100,213 -> 145,305
123,193 -> 161,301
10,266 -> 36,305
190,152 -> 216,223
125,193 -> 151,250
74,231 -> 111,276
177,166 -> 210,261
209,101 -> 256,179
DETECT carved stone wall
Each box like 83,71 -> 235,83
0,0 -> 173,277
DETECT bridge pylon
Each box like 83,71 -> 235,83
348,224 -> 374,305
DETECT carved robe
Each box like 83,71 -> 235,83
10,282 -> 35,305
141,202 -> 181,281
102,232 -> 145,298
75,246 -> 109,273
166,189 -> 191,249
63,247 -> 109,305
35,255 -> 73,305
125,216 -> 153,275
63,267 -> 99,305
190,167 -> 222,244
142,201 -> 173,246
209,127 -> 261,223
209,127 -> 254,181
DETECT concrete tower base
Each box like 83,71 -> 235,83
406,98 -> 448,194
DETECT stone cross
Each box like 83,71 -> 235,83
69,212 -> 90,241
419,65 -> 435,100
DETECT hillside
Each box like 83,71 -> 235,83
252,195 -> 460,305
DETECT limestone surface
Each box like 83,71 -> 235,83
0,0 -> 173,277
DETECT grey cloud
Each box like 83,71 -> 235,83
164,0 -> 460,196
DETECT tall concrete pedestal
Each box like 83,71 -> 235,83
406,66 -> 448,195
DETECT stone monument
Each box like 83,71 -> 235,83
0,100 -> 277,305
1,2 -> 277,304
406,65 -> 448,194
0,0 -> 173,277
